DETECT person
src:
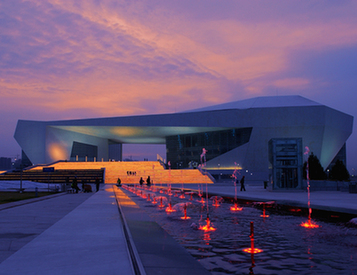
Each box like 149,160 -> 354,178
65,176 -> 70,191
116,177 -> 121,187
82,179 -> 86,192
96,177 -> 100,192
139,177 -> 144,186
72,176 -> 80,193
240,176 -> 246,191
146,176 -> 151,187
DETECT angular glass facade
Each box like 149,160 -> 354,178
166,128 -> 252,168
70,141 -> 98,161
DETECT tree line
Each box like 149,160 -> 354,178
303,152 -> 350,181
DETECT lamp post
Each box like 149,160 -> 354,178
19,164 -> 23,193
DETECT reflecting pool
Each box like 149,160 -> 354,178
123,186 -> 357,275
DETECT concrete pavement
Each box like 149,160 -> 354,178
179,181 -> 357,216
0,187 -> 134,275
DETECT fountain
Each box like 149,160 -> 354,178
230,162 -> 243,211
185,191 -> 195,201
181,203 -> 190,219
166,201 -> 176,213
120,184 -> 357,274
179,170 -> 185,199
210,196 -> 223,207
243,222 -> 263,253
155,196 -> 167,208
199,213 -> 216,232
199,148 -> 215,232
301,146 -> 319,229
173,202 -> 192,220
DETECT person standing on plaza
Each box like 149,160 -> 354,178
240,176 -> 246,191
96,177 -> 100,191
72,176 -> 80,193
116,177 -> 121,187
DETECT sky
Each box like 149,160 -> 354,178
1,1 -> 357,170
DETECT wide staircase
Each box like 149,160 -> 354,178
0,168 -> 104,184
10,161 -> 214,184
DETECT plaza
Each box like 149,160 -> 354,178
0,180 -> 356,274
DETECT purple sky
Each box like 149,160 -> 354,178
1,1 -> 357,171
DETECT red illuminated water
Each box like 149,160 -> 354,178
230,203 -> 243,211
122,185 -> 357,274
302,146 -> 319,229
199,214 -> 216,232
180,204 -> 191,220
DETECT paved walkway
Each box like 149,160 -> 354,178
179,181 -> 357,215
0,187 -> 134,275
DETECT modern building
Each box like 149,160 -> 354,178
14,95 -> 353,183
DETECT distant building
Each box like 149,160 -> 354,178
14,95 -> 353,182
0,157 -> 11,170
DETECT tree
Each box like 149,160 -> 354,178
329,159 -> 350,181
303,152 -> 327,180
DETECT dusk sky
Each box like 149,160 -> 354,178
1,1 -> 357,170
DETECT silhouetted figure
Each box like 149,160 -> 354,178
146,176 -> 151,187
139,177 -> 144,186
72,177 -> 80,193
240,176 -> 246,191
117,177 -> 121,187
65,177 -> 70,190
96,177 -> 100,191
82,179 -> 86,191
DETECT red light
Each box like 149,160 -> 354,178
199,216 -> 216,231
243,222 -> 263,254
180,204 -> 190,219
300,220 -> 319,228
230,203 -> 243,211
243,248 -> 263,254
165,202 -> 176,213
260,208 -> 269,218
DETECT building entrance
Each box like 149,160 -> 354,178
269,138 -> 303,190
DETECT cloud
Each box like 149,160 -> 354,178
1,0 -> 357,166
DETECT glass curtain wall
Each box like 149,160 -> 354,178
166,128 -> 252,169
